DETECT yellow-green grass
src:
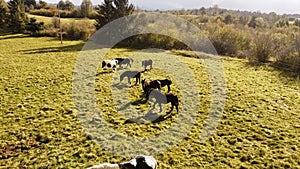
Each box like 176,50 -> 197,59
0,34 -> 299,168
27,13 -> 96,27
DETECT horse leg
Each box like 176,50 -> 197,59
152,102 -> 157,110
159,103 -> 162,112
128,77 -> 131,84
168,102 -> 174,113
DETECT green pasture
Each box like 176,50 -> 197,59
0,34 -> 299,168
27,13 -> 96,27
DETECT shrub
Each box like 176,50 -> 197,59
62,20 -> 95,40
248,32 -> 273,62
29,9 -> 54,17
271,30 -> 300,72
207,24 -> 251,57
25,17 -> 44,35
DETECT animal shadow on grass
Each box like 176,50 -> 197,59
112,83 -> 128,90
123,96 -> 174,124
117,95 -> 147,112
124,110 -> 173,124
96,71 -> 113,75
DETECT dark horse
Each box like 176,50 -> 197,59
141,79 -> 161,96
157,79 -> 172,92
147,89 -> 179,113
115,58 -> 134,68
120,71 -> 141,85
142,59 -> 153,70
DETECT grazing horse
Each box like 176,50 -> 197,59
157,79 -> 172,92
141,79 -> 161,96
147,89 -> 179,113
120,71 -> 141,85
142,59 -> 153,70
87,155 -> 157,169
115,58 -> 134,68
102,60 -> 118,70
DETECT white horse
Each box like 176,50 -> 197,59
87,155 -> 157,169
102,60 -> 118,70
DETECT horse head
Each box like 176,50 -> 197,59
101,61 -> 106,68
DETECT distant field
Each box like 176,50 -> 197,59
0,34 -> 299,168
27,13 -> 96,27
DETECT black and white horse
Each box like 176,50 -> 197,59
120,71 -> 141,85
147,89 -> 179,113
141,79 -> 161,96
102,60 -> 118,70
142,79 -> 172,94
142,59 -> 153,70
87,155 -> 157,169
115,58 -> 134,68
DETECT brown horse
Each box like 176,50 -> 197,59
156,79 -> 172,92
147,89 -> 179,113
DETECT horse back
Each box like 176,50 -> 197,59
167,93 -> 178,104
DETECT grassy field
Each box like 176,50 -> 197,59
0,34 -> 300,168
27,14 -> 96,24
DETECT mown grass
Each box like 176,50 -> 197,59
27,14 -> 96,24
0,34 -> 299,168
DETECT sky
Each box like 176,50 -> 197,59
45,0 -> 300,14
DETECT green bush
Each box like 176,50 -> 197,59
29,9 -> 54,17
207,24 -> 251,57
248,32 -> 273,62
271,29 -> 300,72
62,20 -> 95,40
29,9 -> 82,18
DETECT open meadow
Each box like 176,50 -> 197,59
0,34 -> 300,168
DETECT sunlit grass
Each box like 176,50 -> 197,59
0,35 -> 299,168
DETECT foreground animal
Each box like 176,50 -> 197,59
102,60 -> 118,70
141,79 -> 161,96
120,71 -> 141,85
135,155 -> 157,169
142,59 -> 153,70
115,57 -> 134,68
147,89 -> 179,112
87,155 -> 157,169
